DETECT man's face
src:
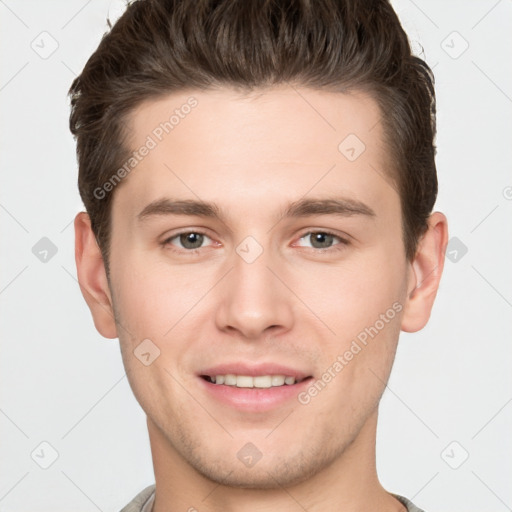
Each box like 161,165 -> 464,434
108,86 -> 412,487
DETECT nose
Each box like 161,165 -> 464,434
214,246 -> 294,341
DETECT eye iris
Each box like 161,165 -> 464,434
180,233 -> 204,249
311,232 -> 334,249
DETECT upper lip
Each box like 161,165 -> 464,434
198,363 -> 312,381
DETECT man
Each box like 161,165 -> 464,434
69,0 -> 448,510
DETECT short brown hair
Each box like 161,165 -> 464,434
69,0 -> 437,272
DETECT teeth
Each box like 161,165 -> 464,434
271,375 -> 285,386
207,374 -> 300,388
236,376 -> 254,388
224,374 -> 237,385
253,376 -> 272,388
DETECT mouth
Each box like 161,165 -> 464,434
200,374 -> 311,388
196,364 -> 314,412
196,361 -> 313,413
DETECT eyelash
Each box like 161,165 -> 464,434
161,229 -> 350,254
294,230 -> 350,252
160,231 -> 210,255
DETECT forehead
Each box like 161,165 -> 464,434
113,86 -> 397,220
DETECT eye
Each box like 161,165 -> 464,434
295,231 -> 348,250
163,231 -> 214,251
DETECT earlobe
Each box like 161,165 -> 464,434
401,212 -> 449,333
74,212 -> 118,339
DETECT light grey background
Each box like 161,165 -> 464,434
1,1 -> 511,511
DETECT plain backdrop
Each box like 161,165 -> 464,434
1,1 -> 511,511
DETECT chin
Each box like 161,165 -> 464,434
189,448 -> 331,490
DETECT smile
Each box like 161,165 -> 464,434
201,374 -> 308,388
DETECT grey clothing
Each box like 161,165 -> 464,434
120,484 -> 426,512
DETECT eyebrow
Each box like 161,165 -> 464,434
137,197 -> 376,223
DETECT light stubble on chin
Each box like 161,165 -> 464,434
146,397 -> 381,490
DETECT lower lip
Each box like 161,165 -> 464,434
198,377 -> 313,412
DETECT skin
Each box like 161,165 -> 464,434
75,86 -> 448,512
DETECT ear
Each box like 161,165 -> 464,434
401,211 -> 449,333
74,212 -> 118,339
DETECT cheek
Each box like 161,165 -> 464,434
295,258 -> 405,418
110,250 -> 213,339
292,248 -> 407,337
109,255 -> 206,414
289,246 -> 408,398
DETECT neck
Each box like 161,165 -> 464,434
148,409 -> 406,512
